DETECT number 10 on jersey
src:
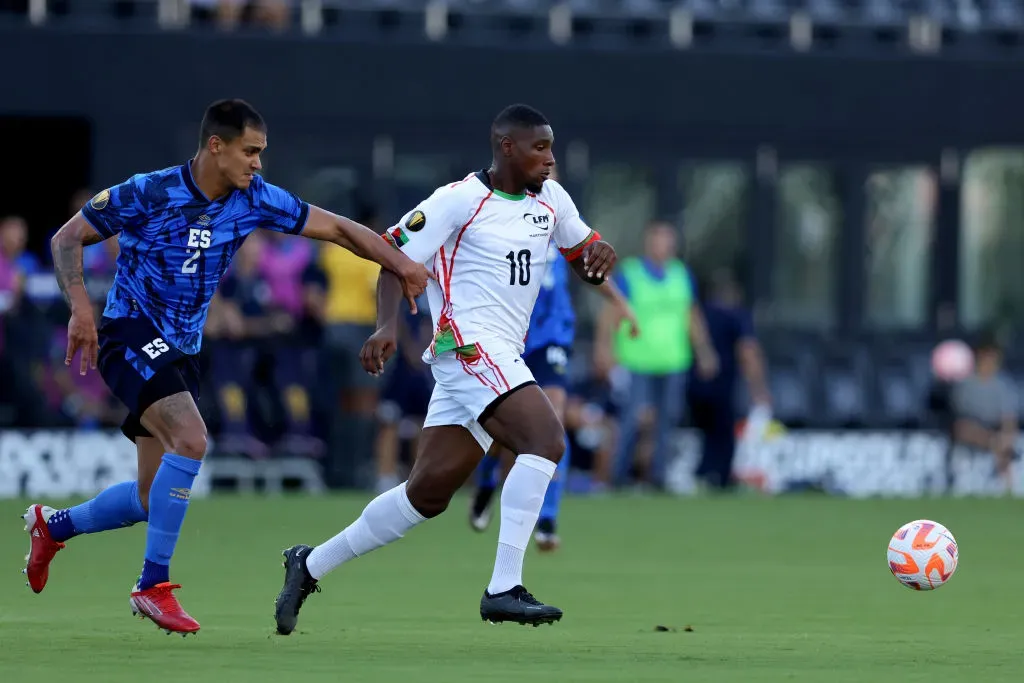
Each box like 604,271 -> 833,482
182,228 -> 212,274
506,249 -> 531,286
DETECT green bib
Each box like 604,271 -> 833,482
614,258 -> 693,374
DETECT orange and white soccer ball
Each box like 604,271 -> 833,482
887,519 -> 959,591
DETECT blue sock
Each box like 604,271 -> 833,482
47,481 -> 149,543
539,435 -> 571,524
139,454 -> 201,590
477,453 -> 500,489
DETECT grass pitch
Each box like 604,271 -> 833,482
0,492 -> 1019,682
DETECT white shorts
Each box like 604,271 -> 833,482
422,342 -> 536,451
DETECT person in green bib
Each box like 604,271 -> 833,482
596,221 -> 718,490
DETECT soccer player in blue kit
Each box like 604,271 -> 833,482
21,99 -> 432,635
470,238 -> 638,551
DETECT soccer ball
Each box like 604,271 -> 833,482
887,519 -> 959,591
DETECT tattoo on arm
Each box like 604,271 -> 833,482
51,220 -> 104,309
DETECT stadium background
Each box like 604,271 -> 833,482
2,0 -> 1024,500
4,4 -> 1024,682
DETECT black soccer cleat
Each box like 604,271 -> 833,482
274,544 -> 320,635
480,585 -> 562,626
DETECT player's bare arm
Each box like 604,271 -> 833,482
359,270 -> 404,376
301,205 -> 433,311
689,304 -> 719,379
51,213 -> 106,375
595,277 -> 640,338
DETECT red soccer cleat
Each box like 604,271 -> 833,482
22,504 -> 64,594
130,582 -> 201,636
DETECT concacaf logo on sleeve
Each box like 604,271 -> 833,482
405,210 -> 426,232
90,188 -> 111,210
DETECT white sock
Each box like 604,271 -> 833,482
487,454 -> 557,595
306,482 -> 426,580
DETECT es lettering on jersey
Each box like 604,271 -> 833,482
382,169 -> 598,360
81,161 -> 310,354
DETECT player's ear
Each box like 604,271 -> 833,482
500,136 -> 515,158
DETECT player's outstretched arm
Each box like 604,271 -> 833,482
51,213 -> 106,374
301,205 -> 433,312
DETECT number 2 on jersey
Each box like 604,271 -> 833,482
506,249 -> 531,286
182,228 -> 212,274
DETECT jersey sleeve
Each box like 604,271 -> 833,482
382,186 -> 466,264
255,178 -> 310,235
80,177 -> 145,239
547,181 -> 601,262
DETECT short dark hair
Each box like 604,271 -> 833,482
199,99 -> 265,148
492,104 -> 549,131
973,328 -> 1003,354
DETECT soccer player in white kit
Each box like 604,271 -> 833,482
274,104 -> 618,632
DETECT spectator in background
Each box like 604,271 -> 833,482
1,216 -> 41,277
0,216 -> 49,427
39,301 -> 124,429
317,205 -> 382,486
950,331 -> 1018,490
208,232 -> 320,459
596,220 -> 718,490
205,234 -> 274,458
373,292 -> 434,493
260,231 -> 323,456
687,269 -> 771,491
189,0 -> 290,30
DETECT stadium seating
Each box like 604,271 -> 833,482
4,0 -> 1024,32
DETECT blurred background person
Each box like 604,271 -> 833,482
318,204 -> 383,487
687,268 -> 771,491
373,292 -> 433,494
596,220 -> 718,491
950,330 -> 1018,491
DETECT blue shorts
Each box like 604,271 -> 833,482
97,314 -> 201,442
523,344 -> 572,390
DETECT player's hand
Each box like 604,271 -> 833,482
617,302 -> 641,339
582,241 -> 617,281
394,258 -> 435,314
360,325 -> 398,376
66,308 -> 98,376
696,350 -> 719,380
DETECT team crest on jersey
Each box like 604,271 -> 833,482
90,189 -> 110,210
405,210 -> 426,232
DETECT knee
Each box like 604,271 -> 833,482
526,431 -> 565,464
167,429 -> 208,461
405,475 -> 454,519
136,481 -> 151,512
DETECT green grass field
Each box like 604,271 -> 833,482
0,493 -> 1019,681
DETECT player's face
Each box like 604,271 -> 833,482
509,125 -> 555,193
214,126 -> 267,190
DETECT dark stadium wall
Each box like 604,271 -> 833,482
3,28 -> 1024,188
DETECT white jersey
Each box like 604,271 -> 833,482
384,170 -> 598,362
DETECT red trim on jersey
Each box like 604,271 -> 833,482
448,173 -> 475,188
536,199 -> 556,220
559,230 -> 601,263
478,344 -> 510,391
437,191 -> 493,348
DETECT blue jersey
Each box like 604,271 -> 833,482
82,162 -> 310,355
524,243 -> 575,354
